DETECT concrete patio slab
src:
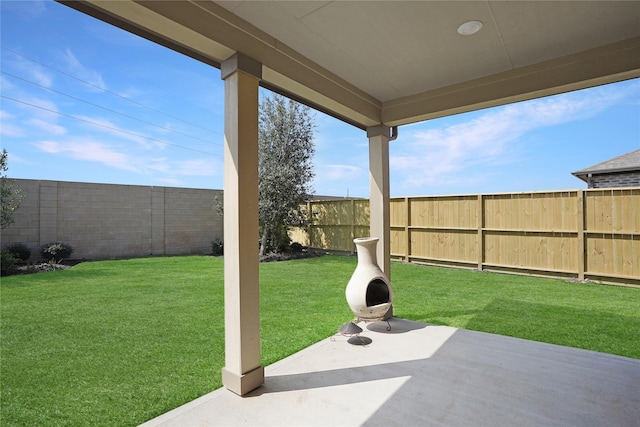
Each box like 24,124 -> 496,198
140,318 -> 640,427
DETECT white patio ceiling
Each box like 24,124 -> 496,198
62,1 -> 640,129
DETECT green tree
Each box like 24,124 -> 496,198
1,149 -> 24,229
258,94 -> 315,256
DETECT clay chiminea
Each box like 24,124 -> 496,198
345,237 -> 393,322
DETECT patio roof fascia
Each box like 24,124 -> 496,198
59,1 -> 640,132
59,0 -> 382,130
381,36 -> 640,127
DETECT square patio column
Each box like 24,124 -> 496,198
220,53 -> 264,396
367,125 -> 392,279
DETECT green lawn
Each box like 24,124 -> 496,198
1,255 -> 638,426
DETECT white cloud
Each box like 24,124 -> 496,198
148,157 -> 219,178
116,86 -> 144,100
0,124 -> 25,137
5,151 -> 28,165
8,55 -> 54,88
74,115 -> 157,148
2,94 -> 67,136
33,138 -> 138,172
154,177 -> 183,186
0,111 -> 15,120
4,95 -> 65,135
62,49 -> 106,89
32,137 -> 220,181
172,158 -> 218,177
35,141 -> 61,153
318,164 -> 363,181
0,110 -> 24,137
30,67 -> 54,88
392,84 -> 634,190
2,0 -> 47,18
27,119 -> 66,136
19,95 -> 59,121
0,76 -> 17,92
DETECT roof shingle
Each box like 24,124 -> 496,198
572,149 -> 640,177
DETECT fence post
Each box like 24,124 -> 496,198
577,190 -> 585,280
306,201 -> 312,248
477,194 -> 484,271
405,197 -> 411,262
351,199 -> 356,253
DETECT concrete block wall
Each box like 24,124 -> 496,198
1,179 -> 223,261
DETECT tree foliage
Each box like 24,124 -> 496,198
1,149 -> 24,229
258,94 -> 315,255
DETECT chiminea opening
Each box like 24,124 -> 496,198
366,279 -> 390,307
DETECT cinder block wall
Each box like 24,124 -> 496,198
1,179 -> 223,261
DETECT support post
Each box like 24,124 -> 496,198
220,53 -> 264,396
367,125 -> 392,279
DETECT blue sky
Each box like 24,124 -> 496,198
2,0 -> 639,198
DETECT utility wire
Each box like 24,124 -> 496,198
1,95 -> 220,157
1,45 -> 222,136
1,70 -> 219,147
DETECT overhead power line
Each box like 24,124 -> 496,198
1,45 -> 222,136
1,70 -> 219,146
1,95 -> 220,157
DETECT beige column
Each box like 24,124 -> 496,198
220,53 -> 264,396
367,125 -> 394,279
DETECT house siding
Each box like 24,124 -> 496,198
589,171 -> 640,188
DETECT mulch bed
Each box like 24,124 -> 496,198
12,251 -> 326,275
16,263 -> 71,274
259,250 -> 326,263
15,259 -> 86,275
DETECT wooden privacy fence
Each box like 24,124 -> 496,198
290,188 -> 640,286
291,199 -> 371,251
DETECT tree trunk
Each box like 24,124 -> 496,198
259,229 -> 269,257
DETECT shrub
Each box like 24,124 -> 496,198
5,242 -> 31,261
289,242 -> 303,253
40,242 -> 74,263
211,239 -> 224,256
1,250 -> 18,276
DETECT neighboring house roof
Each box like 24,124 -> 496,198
572,149 -> 640,182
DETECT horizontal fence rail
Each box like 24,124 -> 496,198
291,189 -> 640,286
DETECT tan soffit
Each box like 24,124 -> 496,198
60,1 -> 640,129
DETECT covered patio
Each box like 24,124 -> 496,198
139,318 -> 640,426
59,0 -> 640,421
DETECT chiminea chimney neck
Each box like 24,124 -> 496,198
354,237 -> 378,266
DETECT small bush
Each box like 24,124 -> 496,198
211,239 -> 224,256
1,250 -> 18,276
289,242 -> 303,253
40,242 -> 74,263
5,242 -> 31,261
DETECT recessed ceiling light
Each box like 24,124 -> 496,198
457,20 -> 483,36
